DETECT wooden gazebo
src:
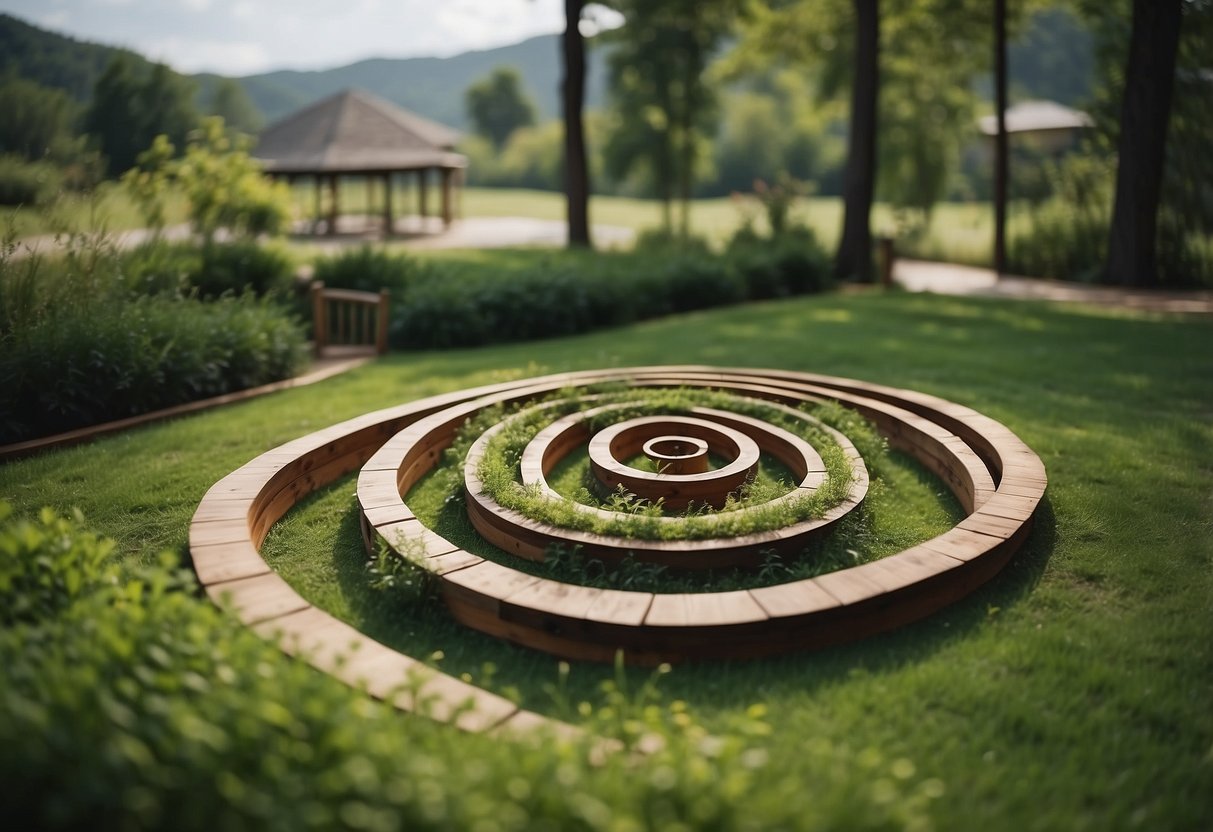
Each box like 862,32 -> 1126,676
254,88 -> 467,234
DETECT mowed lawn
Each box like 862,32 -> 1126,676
2,289 -> 1211,829
10,184 -> 1028,267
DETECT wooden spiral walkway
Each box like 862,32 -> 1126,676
191,366 -> 1046,729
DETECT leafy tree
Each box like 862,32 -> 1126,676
562,0 -> 592,248
83,55 -> 199,177
604,0 -> 740,236
465,67 -> 537,150
207,78 -> 264,137
127,117 -> 291,246
0,75 -> 76,161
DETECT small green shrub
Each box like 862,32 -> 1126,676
728,225 -> 833,299
312,245 -> 417,293
115,240 -> 200,296
0,155 -> 63,206
191,242 -> 294,298
0,503 -> 116,627
0,503 -> 939,830
0,294 -> 306,443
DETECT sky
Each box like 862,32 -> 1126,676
1,0 -> 620,76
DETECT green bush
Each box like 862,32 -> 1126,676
115,240 -> 201,296
0,503 -> 938,830
117,241 -> 294,299
0,154 -> 63,206
191,242 -> 294,298
312,245 -> 417,293
0,294 -> 306,443
728,226 -> 834,299
325,244 -> 830,351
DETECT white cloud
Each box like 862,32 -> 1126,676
40,11 -> 70,28
229,0 -> 254,20
181,0 -> 212,11
143,36 -> 271,74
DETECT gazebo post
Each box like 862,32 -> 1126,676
383,173 -> 393,235
418,170 -> 429,224
441,168 -> 453,228
313,175 -> 323,234
328,175 -> 339,236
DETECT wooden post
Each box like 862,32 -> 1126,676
383,172 -> 393,235
418,170 -> 429,221
376,289 -> 390,355
328,175 -> 339,236
440,168 -> 453,227
877,236 -> 895,288
311,281 -> 327,356
313,175 -> 323,234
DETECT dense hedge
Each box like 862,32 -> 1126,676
0,294 -> 305,444
316,235 -> 833,351
118,240 -> 295,299
0,503 -> 938,830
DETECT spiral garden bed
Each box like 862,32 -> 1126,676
190,366 -> 1046,729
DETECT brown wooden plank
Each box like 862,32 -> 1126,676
190,540 -> 270,586
205,571 -> 311,625
749,579 -> 841,619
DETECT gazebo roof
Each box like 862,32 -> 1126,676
978,100 -> 1094,136
254,88 -> 467,174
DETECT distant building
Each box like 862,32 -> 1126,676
255,88 -> 467,235
978,100 -> 1094,155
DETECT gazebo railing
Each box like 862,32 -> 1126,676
310,281 -> 390,357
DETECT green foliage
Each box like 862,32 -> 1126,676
1007,155 -> 1112,281
189,241 -> 294,299
0,225 -> 306,443
0,75 -> 78,161
0,503 -> 116,627
83,55 -> 199,178
464,67 -> 538,150
462,120 -> 568,191
205,78 -> 264,136
0,502 -> 939,830
173,117 -> 291,244
604,0 -> 740,234
0,153 -> 63,206
0,293 -> 305,443
391,248 -> 808,350
312,245 -> 417,294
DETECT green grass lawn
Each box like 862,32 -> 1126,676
9,180 -> 1030,270
3,289 -> 1210,829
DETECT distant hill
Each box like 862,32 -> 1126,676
0,12 -> 607,133
3,8 -> 1092,135
223,35 -> 610,131
0,12 -> 150,102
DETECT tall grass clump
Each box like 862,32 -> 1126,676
0,228 -> 305,445
0,502 -> 941,830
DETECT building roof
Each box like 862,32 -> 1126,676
254,88 -> 467,174
978,100 -> 1094,136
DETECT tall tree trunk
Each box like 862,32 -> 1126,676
562,0 -> 592,248
835,0 -> 879,282
993,0 -> 1008,276
1104,0 -> 1182,287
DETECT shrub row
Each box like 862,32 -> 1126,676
0,294 -> 305,444
0,502 -> 937,830
0,154 -> 63,207
117,240 -> 296,299
315,233 -> 833,351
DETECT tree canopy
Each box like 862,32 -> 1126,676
465,67 -> 538,150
